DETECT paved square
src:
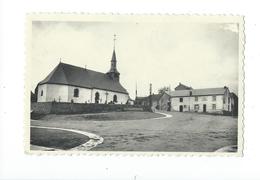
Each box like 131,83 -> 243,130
31,111 -> 237,152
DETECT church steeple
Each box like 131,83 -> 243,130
107,34 -> 120,81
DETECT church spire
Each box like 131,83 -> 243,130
111,34 -> 117,62
113,34 -> 116,50
107,34 -> 120,81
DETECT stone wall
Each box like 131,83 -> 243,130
31,102 -> 144,115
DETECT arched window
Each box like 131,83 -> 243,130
95,92 -> 100,103
74,88 -> 79,97
41,90 -> 43,96
113,95 -> 117,103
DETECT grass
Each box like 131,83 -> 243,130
30,127 -> 89,150
31,111 -> 238,152
38,111 -> 164,121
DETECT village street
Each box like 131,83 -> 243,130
31,111 -> 237,152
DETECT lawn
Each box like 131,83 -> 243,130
31,111 -> 238,152
37,111 -> 164,121
30,127 -> 89,150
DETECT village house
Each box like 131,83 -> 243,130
135,92 -> 171,111
230,92 -> 238,116
168,83 -> 237,115
35,42 -> 129,104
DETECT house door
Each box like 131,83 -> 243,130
179,105 -> 183,112
203,104 -> 207,112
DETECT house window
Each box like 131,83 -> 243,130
41,90 -> 43,96
180,98 -> 183,102
212,104 -> 216,110
73,88 -> 79,97
184,105 -> 187,108
212,95 -> 216,101
194,104 -> 199,111
195,96 -> 198,101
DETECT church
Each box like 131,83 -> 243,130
35,38 -> 129,104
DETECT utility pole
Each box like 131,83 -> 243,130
149,83 -> 152,111
135,82 -> 138,99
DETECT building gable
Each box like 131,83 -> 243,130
175,83 -> 193,91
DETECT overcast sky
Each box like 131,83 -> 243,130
31,21 -> 239,98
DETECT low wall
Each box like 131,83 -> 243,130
31,102 -> 145,114
31,102 -> 52,114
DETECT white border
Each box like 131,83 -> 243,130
25,14 -> 244,156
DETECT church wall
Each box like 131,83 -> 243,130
92,89 -> 129,104
46,84 -> 69,102
37,84 -> 129,104
68,86 -> 92,103
37,84 -> 69,102
37,84 -> 47,102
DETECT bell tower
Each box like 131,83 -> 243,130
107,34 -> 120,81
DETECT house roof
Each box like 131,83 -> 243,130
175,83 -> 193,90
136,96 -> 147,100
191,88 -> 227,96
38,62 -> 128,94
135,94 -> 163,102
168,87 -> 228,97
168,90 -> 191,97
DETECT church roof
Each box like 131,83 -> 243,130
107,50 -> 119,74
38,62 -> 128,94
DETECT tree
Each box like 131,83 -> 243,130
158,86 -> 170,94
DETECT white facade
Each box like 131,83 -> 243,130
37,84 -> 129,104
171,94 -> 232,114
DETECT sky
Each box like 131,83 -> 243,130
31,20 -> 239,99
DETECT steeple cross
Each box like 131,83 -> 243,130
113,34 -> 116,50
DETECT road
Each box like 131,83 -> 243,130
31,111 -> 237,152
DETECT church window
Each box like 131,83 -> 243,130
95,92 -> 100,103
113,95 -> 118,103
41,90 -> 43,96
74,88 -> 79,97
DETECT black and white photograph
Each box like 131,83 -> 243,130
27,15 -> 243,154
